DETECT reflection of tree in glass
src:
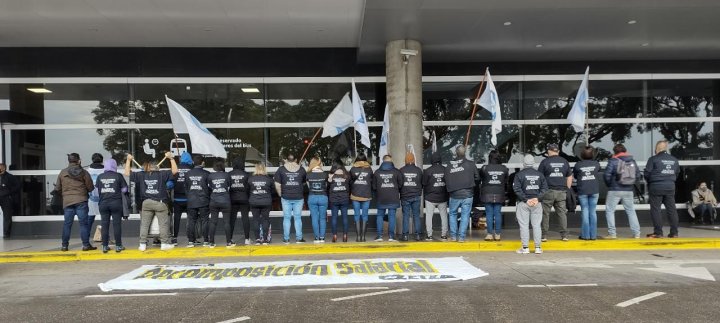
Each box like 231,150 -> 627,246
644,96 -> 713,160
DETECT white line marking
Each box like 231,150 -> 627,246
307,287 -> 390,292
85,292 -> 178,298
517,284 -> 598,288
616,292 -> 666,308
330,288 -> 410,302
217,316 -> 251,323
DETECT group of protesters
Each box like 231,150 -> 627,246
52,138 -> 709,254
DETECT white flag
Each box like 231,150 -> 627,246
352,80 -> 371,148
475,69 -> 502,146
322,92 -> 354,138
378,104 -> 390,158
568,66 -> 590,133
166,96 -> 227,159
432,131 -> 438,153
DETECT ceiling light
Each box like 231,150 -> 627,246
27,88 -> 52,94
503,21 -> 512,26
627,20 -> 637,24
641,43 -> 650,47
241,88 -> 260,93
535,44 -> 543,48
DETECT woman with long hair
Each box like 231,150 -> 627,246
328,160 -> 351,242
248,163 -> 274,245
307,157 -> 329,243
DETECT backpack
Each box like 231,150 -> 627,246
616,158 -> 637,185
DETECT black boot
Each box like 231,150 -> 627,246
355,221 -> 361,242
360,221 -> 367,242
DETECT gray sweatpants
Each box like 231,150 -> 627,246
516,202 -> 542,248
425,201 -> 448,237
139,199 -> 171,244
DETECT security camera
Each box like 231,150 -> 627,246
400,49 -> 418,64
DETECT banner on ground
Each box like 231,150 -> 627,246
98,257 -> 487,291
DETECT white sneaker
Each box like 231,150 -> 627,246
245,239 -> 251,245
160,243 -> 175,251
535,248 -> 543,254
138,243 -> 147,252
516,247 -> 530,254
388,238 -> 397,242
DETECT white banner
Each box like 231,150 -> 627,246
99,257 -> 486,291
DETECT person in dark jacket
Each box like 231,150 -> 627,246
538,143 -> 573,241
479,150 -> 508,241
184,155 -> 210,247
423,152 -> 448,241
229,156 -> 251,245
274,153 -> 307,244
603,144 -> 641,239
58,153 -> 96,251
329,160 -> 352,242
86,153 -> 105,235
573,146 -> 601,240
307,157 -> 329,243
444,146 -> 479,242
95,158 -> 128,253
249,163 -> 274,245
513,154 -> 548,254
207,160 -> 233,248
374,155 -> 403,242
350,154 -> 373,241
0,163 -> 20,238
171,152 -> 193,245
400,152 -> 423,241
644,140 -> 680,238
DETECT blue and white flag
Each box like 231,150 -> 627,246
322,92 -> 354,138
352,80 -> 372,148
378,104 -> 390,158
568,66 -> 590,133
475,69 -> 502,146
166,96 -> 227,159
432,130 -> 438,153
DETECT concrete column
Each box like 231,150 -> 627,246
385,39 -> 423,167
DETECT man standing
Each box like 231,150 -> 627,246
374,155 -> 403,242
538,143 -> 572,241
86,153 -> 105,237
400,152 -> 423,241
444,146 -> 479,243
274,153 -> 307,244
644,141 -> 680,238
423,152 -> 448,241
603,144 -> 641,239
185,155 -> 210,246
0,163 -> 20,238
513,154 -> 548,254
58,153 -> 95,251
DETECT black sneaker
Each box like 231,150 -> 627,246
255,239 -> 263,245
400,234 -> 409,242
152,238 -> 161,246
426,236 -> 434,241
440,236 -> 448,241
282,239 -> 290,244
115,245 -> 125,253
414,234 -> 422,241
82,245 -> 97,251
296,239 -> 306,244
102,246 -> 109,254
171,238 -> 178,246
61,245 -> 69,252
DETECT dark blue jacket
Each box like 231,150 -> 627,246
644,152 -> 680,193
603,154 -> 640,192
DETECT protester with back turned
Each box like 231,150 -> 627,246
444,146 -> 479,243
374,155 -> 403,242
538,143 -> 572,241
58,153 -> 95,251
207,160 -> 233,248
573,146 -> 601,240
249,163 -> 273,245
603,144 -> 641,239
400,152 -> 423,241
479,150 -> 508,241
0,162 -> 20,238
306,157 -> 329,243
644,141 -> 680,238
350,154 -> 373,242
184,155 -> 210,247
171,152 -> 194,245
86,153 -> 105,236
95,158 -> 128,253
423,152 -> 448,241
513,154 -> 548,254
274,153 -> 307,244
329,160 -> 352,242
229,156 -> 251,245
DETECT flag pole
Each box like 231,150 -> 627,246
584,68 -> 590,144
300,127 -> 322,162
465,68 -> 488,147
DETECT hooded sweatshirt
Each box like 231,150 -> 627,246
423,153 -> 448,203
513,162 -> 548,203
479,162 -> 509,204
56,162 -> 94,208
604,152 -> 640,192
444,157 -> 479,199
185,166 -> 210,208
229,157 -> 250,203
173,152 -> 194,201
329,168 -> 351,205
274,162 -> 306,200
400,163 -> 423,200
208,170 -> 232,206
373,161 -> 403,208
350,161 -> 373,201
95,159 -> 128,203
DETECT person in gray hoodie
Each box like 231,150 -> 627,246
513,154 -> 548,254
95,158 -> 128,253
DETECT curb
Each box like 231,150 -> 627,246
1,238 -> 719,264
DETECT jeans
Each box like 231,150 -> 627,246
577,194 -> 598,240
376,208 -> 397,239
694,204 -> 715,223
282,198 -> 304,241
485,203 -> 503,235
448,197 -> 473,240
649,193 -> 679,237
139,199 -> 171,244
516,202 -> 542,248
352,200 -> 370,222
99,200 -> 123,247
331,202 -> 350,234
62,201 -> 90,247
541,189 -> 568,237
425,201 -> 448,237
308,195 -> 329,239
605,190 -> 641,237
401,196 -> 422,235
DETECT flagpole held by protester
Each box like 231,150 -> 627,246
465,68 -> 488,147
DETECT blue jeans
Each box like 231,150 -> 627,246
449,197 -> 473,240
308,195 -> 328,239
352,200 -> 370,222
376,208 -> 397,239
401,196 -> 422,235
578,194 -> 599,239
62,201 -> 90,246
331,202 -> 350,234
282,198 -> 304,241
485,203 -> 503,234
605,190 -> 641,237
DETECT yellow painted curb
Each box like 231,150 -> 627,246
1,238 -> 718,264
